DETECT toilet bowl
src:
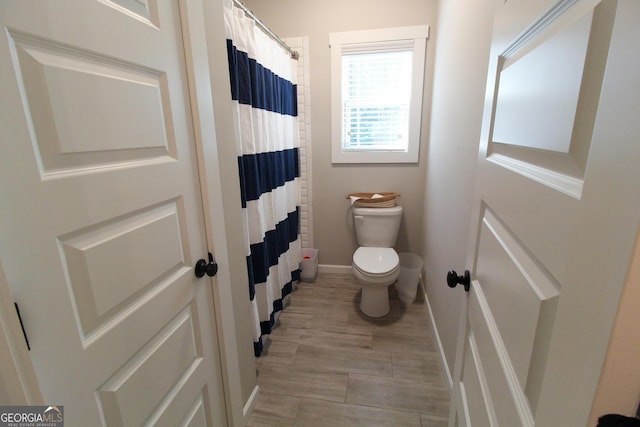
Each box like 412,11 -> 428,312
352,247 -> 400,317
351,205 -> 403,317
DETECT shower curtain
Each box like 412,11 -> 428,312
224,2 -> 301,357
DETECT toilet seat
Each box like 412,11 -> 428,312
352,247 -> 399,276
352,247 -> 400,282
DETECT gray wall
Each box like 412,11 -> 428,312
423,0 -> 493,378
243,0 -> 438,266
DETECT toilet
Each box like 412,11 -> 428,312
351,205 -> 403,317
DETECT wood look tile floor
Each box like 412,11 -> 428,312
247,273 -> 450,427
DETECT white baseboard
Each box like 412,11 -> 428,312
421,280 -> 453,391
318,264 -> 352,274
242,385 -> 260,421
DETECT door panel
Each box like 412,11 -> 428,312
97,305 -> 202,426
105,0 -> 161,26
59,201 -> 189,340
10,31 -> 176,175
468,285 -> 531,425
475,207 -> 559,389
489,0 -> 616,201
492,7 -> 593,153
0,0 -> 226,424
462,330 -> 493,427
450,0 -> 640,425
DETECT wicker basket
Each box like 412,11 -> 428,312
346,192 -> 400,208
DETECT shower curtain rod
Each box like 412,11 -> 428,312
232,0 -> 300,60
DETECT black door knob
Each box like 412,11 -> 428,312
447,270 -> 470,292
195,253 -> 218,278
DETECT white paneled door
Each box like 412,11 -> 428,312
449,0 -> 640,426
0,0 -> 227,425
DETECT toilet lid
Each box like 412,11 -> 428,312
353,247 -> 399,275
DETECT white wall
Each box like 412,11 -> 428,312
242,0 -> 438,267
423,0 -> 494,379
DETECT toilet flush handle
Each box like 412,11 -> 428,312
354,215 -> 364,222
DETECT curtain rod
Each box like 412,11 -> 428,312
232,0 -> 299,60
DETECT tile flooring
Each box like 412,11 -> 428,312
247,272 -> 451,426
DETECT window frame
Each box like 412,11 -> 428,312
330,26 -> 429,164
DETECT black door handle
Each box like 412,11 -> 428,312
447,270 -> 470,292
195,252 -> 218,278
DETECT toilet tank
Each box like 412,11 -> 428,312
353,206 -> 403,247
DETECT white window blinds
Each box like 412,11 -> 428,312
342,50 -> 413,151
330,26 -> 429,163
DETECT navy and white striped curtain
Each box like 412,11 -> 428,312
224,2 -> 301,357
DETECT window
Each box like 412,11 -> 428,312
330,26 -> 429,163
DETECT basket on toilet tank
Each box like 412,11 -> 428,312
346,192 -> 400,208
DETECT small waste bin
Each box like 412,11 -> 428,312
395,253 -> 423,304
300,248 -> 319,282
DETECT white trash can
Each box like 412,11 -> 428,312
300,248 -> 319,282
395,253 -> 423,304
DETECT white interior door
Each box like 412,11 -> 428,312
0,0 -> 227,425
449,0 -> 640,425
